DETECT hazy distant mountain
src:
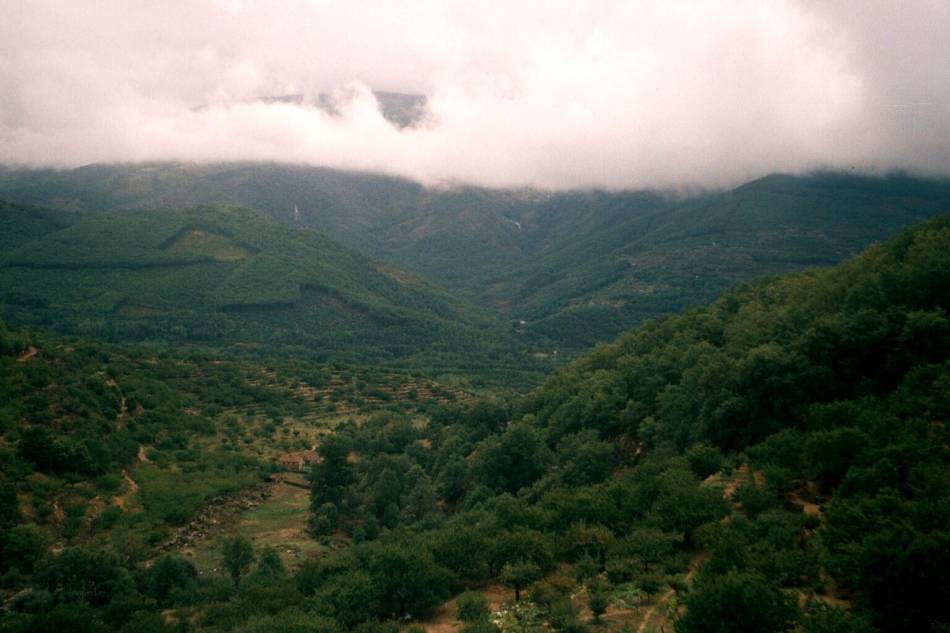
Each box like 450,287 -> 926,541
0,201 -> 542,381
1,164 -> 947,350
258,90 -> 429,128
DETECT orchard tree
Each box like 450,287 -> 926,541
223,536 -> 255,587
587,577 -> 609,623
676,571 -> 796,633
501,561 -> 542,603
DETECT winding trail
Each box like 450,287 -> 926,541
113,470 -> 139,509
16,346 -> 38,362
636,555 -> 703,633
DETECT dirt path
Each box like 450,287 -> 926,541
113,470 -> 139,509
16,346 -> 38,362
421,584 -> 512,633
788,482 -> 823,519
116,396 -> 128,427
636,555 -> 704,633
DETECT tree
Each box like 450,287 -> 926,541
799,604 -> 875,633
501,561 -> 542,602
33,546 -> 127,606
612,528 -> 680,573
651,469 -> 728,545
557,431 -> 617,486
489,528 -> 554,577
359,536 -> 453,618
548,598 -> 582,633
314,569 -> 379,627
685,443 -> 724,479
0,475 -> 18,544
3,523 -> 48,574
248,546 -> 287,585
223,536 -> 255,587
311,502 -> 340,537
587,577 -> 609,623
146,554 -> 197,605
473,423 -> 550,493
565,522 -> 615,565
310,434 -> 355,510
675,571 -> 796,633
803,427 -> 870,489
431,516 -> 494,581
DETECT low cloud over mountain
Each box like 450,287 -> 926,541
1,0 -> 948,189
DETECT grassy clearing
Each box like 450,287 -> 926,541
183,476 -> 324,574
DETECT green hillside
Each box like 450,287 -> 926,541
0,201 -> 73,253
1,166 -> 946,352
299,214 -> 950,633
490,173 -> 950,346
0,204 -> 545,385
0,320 -> 477,566
0,214 -> 946,633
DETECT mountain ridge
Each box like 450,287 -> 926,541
1,165 -> 947,351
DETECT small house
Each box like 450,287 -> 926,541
278,450 -> 321,472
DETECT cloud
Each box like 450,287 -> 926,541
0,0 -> 948,190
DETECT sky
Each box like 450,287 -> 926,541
0,0 -> 948,190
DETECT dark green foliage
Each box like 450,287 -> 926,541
3,167 -> 947,353
32,547 -> 128,607
310,434 -> 355,510
799,604 -> 875,633
501,561 -> 542,602
0,203 -> 545,387
222,536 -> 255,587
649,469 -> 729,544
610,528 -> 680,573
685,443 -> 724,479
473,422 -> 550,493
1,208 -> 948,633
356,535 -> 453,617
2,525 -> 48,574
145,555 -> 197,605
676,571 -> 797,633
248,547 -> 287,586
803,428 -> 871,488
456,591 -> 489,623
556,431 -> 616,486
0,475 -> 20,557
242,610 -> 341,633
586,577 -> 608,623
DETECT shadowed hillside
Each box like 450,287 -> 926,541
2,166 -> 947,351
0,203 -> 546,385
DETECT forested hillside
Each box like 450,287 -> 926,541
0,321 -> 482,627
0,203 -> 546,386
1,214 -> 946,632
295,214 -> 950,633
1,166 -> 946,350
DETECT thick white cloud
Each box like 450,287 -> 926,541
0,0 -> 947,189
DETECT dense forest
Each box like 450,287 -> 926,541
0,201 -> 548,388
0,213 -> 946,632
2,167 -> 947,350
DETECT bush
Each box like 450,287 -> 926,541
457,591 -> 489,623
686,444 -> 724,479
146,555 -> 197,606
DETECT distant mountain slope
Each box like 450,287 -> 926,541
0,200 -> 73,253
502,172 -> 950,345
0,204 -> 541,383
2,165 -> 947,350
